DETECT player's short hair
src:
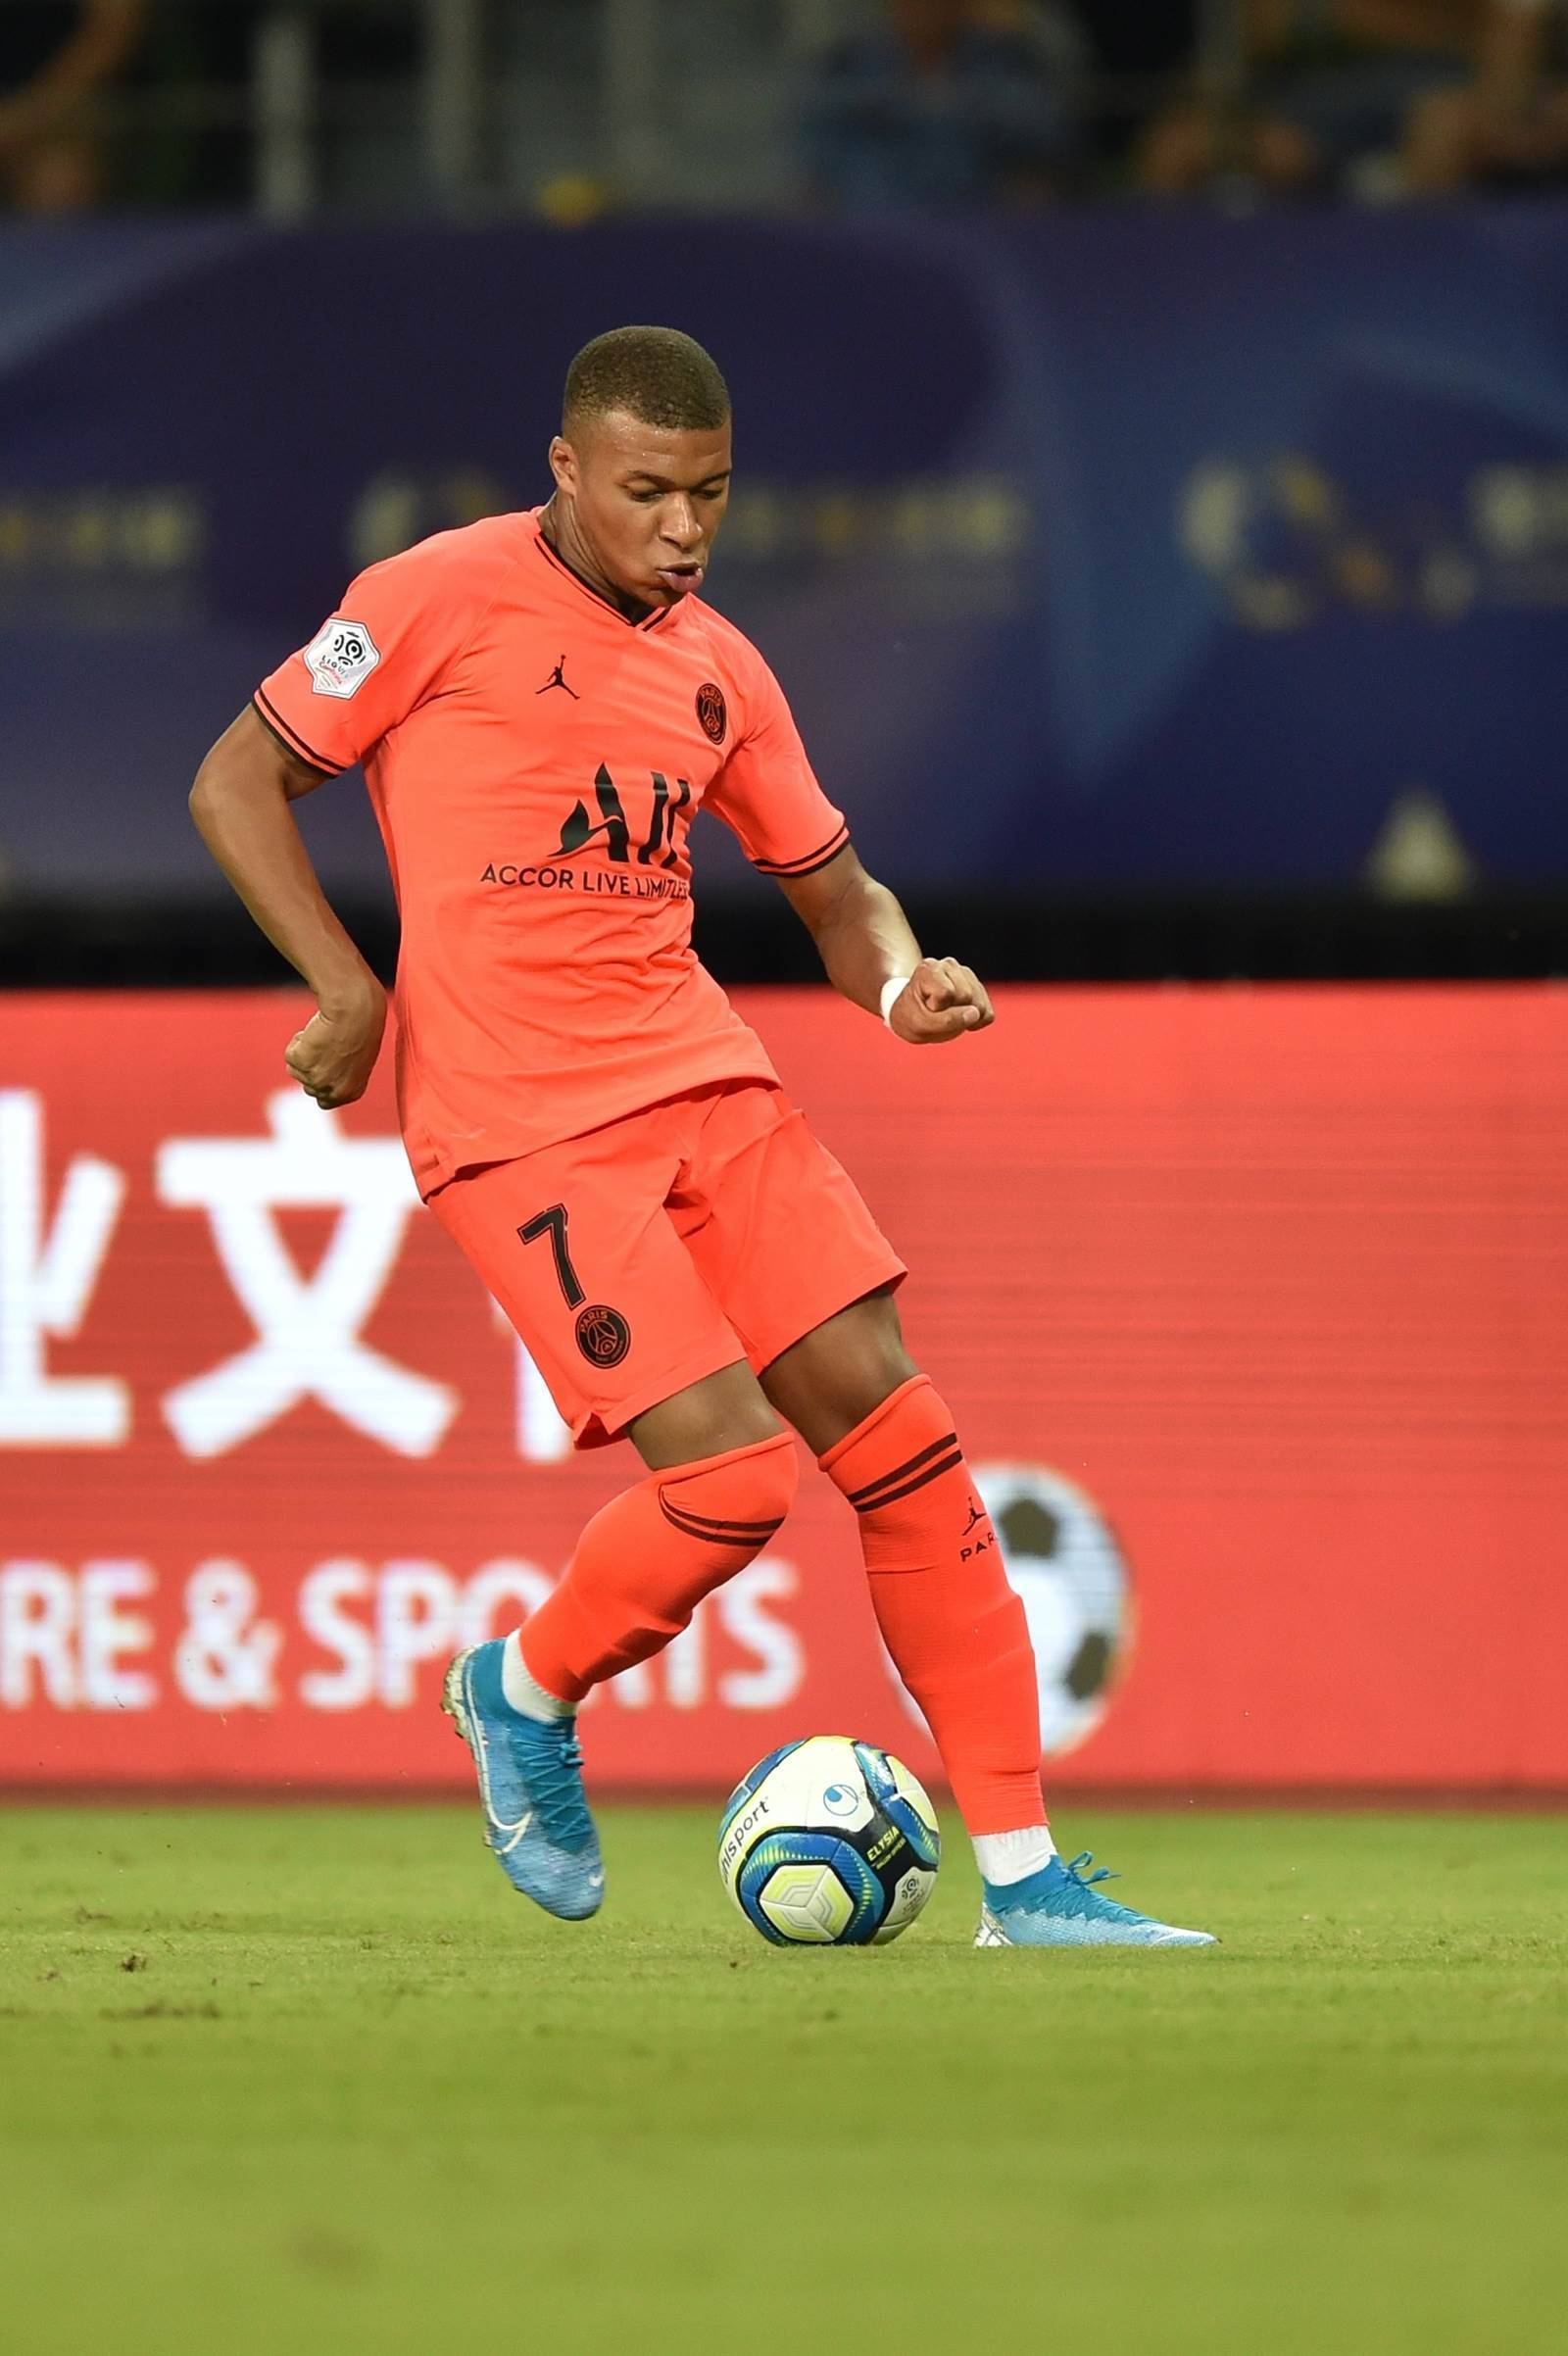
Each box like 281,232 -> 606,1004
562,325 -> 730,437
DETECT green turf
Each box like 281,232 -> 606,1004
1,1806 -> 1562,2355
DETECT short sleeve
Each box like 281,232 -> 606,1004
705,646 -> 850,877
253,538 -> 481,775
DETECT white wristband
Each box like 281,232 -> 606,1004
879,972 -> 914,1028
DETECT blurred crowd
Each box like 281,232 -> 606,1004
6,0 -> 1568,216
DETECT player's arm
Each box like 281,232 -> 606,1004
188,707 -> 386,1108
777,845 -> 995,1045
710,645 -> 992,1042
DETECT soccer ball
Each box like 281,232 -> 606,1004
718,1735 -> 941,1947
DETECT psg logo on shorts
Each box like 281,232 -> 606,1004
575,1303 -> 632,1368
695,682 -> 727,744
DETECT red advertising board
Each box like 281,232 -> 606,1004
2,987 -> 1565,1793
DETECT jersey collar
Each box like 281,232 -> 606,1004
529,508 -> 679,634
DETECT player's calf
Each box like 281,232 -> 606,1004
819,1373 -> 1216,1946
819,1373 -> 1047,1841
514,1427 -> 799,1699
447,1428 -> 799,1916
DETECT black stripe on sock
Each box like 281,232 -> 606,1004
851,1450 -> 964,1513
662,1515 -> 782,1549
660,1499 -> 785,1547
659,1499 -> 786,1538
846,1432 -> 958,1507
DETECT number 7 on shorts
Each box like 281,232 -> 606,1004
517,1202 -> 584,1307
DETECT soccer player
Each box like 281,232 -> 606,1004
190,326 -> 1212,1950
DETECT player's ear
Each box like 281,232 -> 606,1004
548,435 -> 578,496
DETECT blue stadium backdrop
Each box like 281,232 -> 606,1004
1,207 -> 1566,902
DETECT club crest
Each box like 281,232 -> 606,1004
695,682 -> 727,744
575,1304 -> 631,1368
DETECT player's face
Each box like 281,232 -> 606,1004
550,411 -> 733,607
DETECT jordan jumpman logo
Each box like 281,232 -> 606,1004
536,656 -> 579,699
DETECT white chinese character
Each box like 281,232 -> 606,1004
158,1090 -> 456,1457
0,1091 -> 128,1445
491,1300 -> 572,1461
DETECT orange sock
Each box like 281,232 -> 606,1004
820,1375 -> 1046,1838
518,1429 -> 799,1704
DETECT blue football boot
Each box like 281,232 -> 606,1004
442,1642 -> 603,1920
976,1851 -> 1215,1948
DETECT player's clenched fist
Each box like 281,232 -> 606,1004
888,956 -> 996,1045
284,982 -> 387,1109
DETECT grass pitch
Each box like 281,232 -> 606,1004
1,1806 -> 1562,2356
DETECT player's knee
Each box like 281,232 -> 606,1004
847,1342 -> 921,1430
630,1361 -> 783,1469
769,1288 -> 918,1450
656,1427 -> 800,1549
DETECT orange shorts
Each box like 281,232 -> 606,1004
425,1080 -> 906,1449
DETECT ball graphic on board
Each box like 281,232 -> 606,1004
887,1464 -> 1132,1758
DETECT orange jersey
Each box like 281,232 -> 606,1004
254,509 -> 848,1193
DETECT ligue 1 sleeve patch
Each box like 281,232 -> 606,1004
304,618 -> 381,699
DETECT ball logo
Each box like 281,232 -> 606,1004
718,1796 -> 769,1881
574,1303 -> 631,1368
886,1464 -> 1132,1758
695,682 -> 727,744
821,1782 -> 858,1818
